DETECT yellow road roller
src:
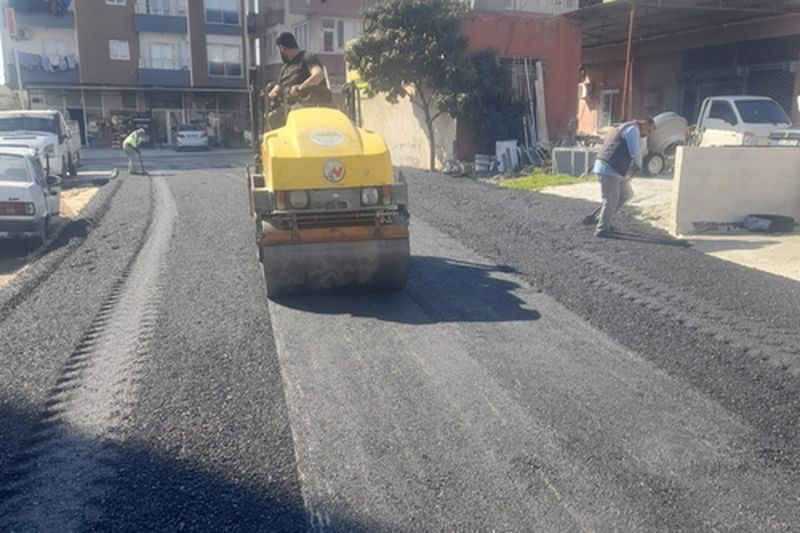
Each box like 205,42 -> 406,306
247,88 -> 410,298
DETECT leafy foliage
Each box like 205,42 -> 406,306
459,51 -> 527,146
346,0 -> 468,113
345,0 -> 469,169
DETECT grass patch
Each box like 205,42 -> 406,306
500,170 -> 589,190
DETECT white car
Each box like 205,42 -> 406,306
174,124 -> 210,151
0,147 -> 61,246
692,96 -> 791,147
0,110 -> 79,177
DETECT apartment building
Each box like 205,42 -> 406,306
2,0 -> 250,148
247,0 -> 578,91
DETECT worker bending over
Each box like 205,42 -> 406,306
123,128 -> 146,175
593,117 -> 654,238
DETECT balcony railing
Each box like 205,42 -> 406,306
139,56 -> 190,70
135,0 -> 187,16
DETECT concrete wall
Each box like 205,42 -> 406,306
671,147 -> 800,235
359,91 -> 457,170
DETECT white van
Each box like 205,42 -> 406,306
692,96 -> 791,147
0,110 -> 80,177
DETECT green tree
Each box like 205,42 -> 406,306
458,51 -> 527,152
345,0 -> 468,171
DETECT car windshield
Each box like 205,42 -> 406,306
179,124 -> 205,132
734,100 -> 790,124
0,116 -> 58,134
0,154 -> 31,182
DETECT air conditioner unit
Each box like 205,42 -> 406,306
15,28 -> 31,40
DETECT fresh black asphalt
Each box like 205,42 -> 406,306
0,152 -> 797,531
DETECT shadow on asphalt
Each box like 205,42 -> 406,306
277,256 -> 541,324
0,401 -> 373,532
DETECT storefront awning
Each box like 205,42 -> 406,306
566,0 -> 800,50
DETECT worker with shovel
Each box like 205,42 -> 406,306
587,117 -> 654,238
123,128 -> 147,175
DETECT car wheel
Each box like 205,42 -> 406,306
643,152 -> 666,177
68,155 -> 77,177
29,217 -> 48,249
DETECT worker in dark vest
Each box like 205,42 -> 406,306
268,32 -> 332,106
592,117 -> 655,238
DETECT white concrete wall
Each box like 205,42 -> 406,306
671,147 -> 800,235
359,92 -> 456,170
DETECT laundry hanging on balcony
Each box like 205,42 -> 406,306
17,51 -> 77,72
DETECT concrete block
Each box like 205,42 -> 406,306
671,147 -> 800,235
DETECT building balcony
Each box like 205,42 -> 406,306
289,0 -> 371,16
207,76 -> 246,89
138,68 -> 190,87
6,65 -> 80,89
134,0 -> 187,33
138,57 -> 190,87
134,13 -> 187,33
14,10 -> 75,29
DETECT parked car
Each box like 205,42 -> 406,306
174,123 -> 209,151
0,147 -> 62,246
690,96 -> 791,147
769,124 -> 800,147
0,110 -> 80,177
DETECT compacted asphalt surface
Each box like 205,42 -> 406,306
0,151 -> 798,532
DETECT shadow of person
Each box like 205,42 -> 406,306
274,256 -> 541,325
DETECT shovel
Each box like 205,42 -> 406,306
136,150 -> 151,176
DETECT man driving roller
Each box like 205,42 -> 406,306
268,32 -> 331,104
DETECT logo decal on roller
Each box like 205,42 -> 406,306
309,129 -> 345,147
323,160 -> 346,183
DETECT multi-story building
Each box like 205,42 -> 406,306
247,0 -> 578,92
2,0 -> 250,148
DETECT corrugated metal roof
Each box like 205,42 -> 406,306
566,0 -> 800,49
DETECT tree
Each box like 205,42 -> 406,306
458,51 -> 527,153
345,0 -> 468,171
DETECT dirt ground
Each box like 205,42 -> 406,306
0,184 -> 100,288
539,177 -> 800,283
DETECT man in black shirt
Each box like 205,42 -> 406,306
268,32 -> 329,104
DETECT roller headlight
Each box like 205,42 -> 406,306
361,187 -> 379,206
288,190 -> 309,209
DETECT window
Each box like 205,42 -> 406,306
734,99 -> 790,124
122,91 -> 138,110
322,19 -> 362,53
204,0 -> 240,25
207,43 -> 242,77
0,155 -> 31,183
106,0 -> 126,5
143,0 -> 187,16
43,40 -> 71,57
266,31 -> 278,62
598,89 -> 620,128
292,22 -> 308,51
109,39 -> 131,61
149,43 -> 177,69
709,101 -> 738,125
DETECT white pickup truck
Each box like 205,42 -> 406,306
0,110 -> 81,177
691,96 -> 791,147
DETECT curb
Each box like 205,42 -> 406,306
0,174 -> 125,321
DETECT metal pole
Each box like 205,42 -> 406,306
14,47 -> 25,108
621,0 -> 636,120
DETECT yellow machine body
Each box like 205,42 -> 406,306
260,108 -> 394,191
249,105 -> 410,298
